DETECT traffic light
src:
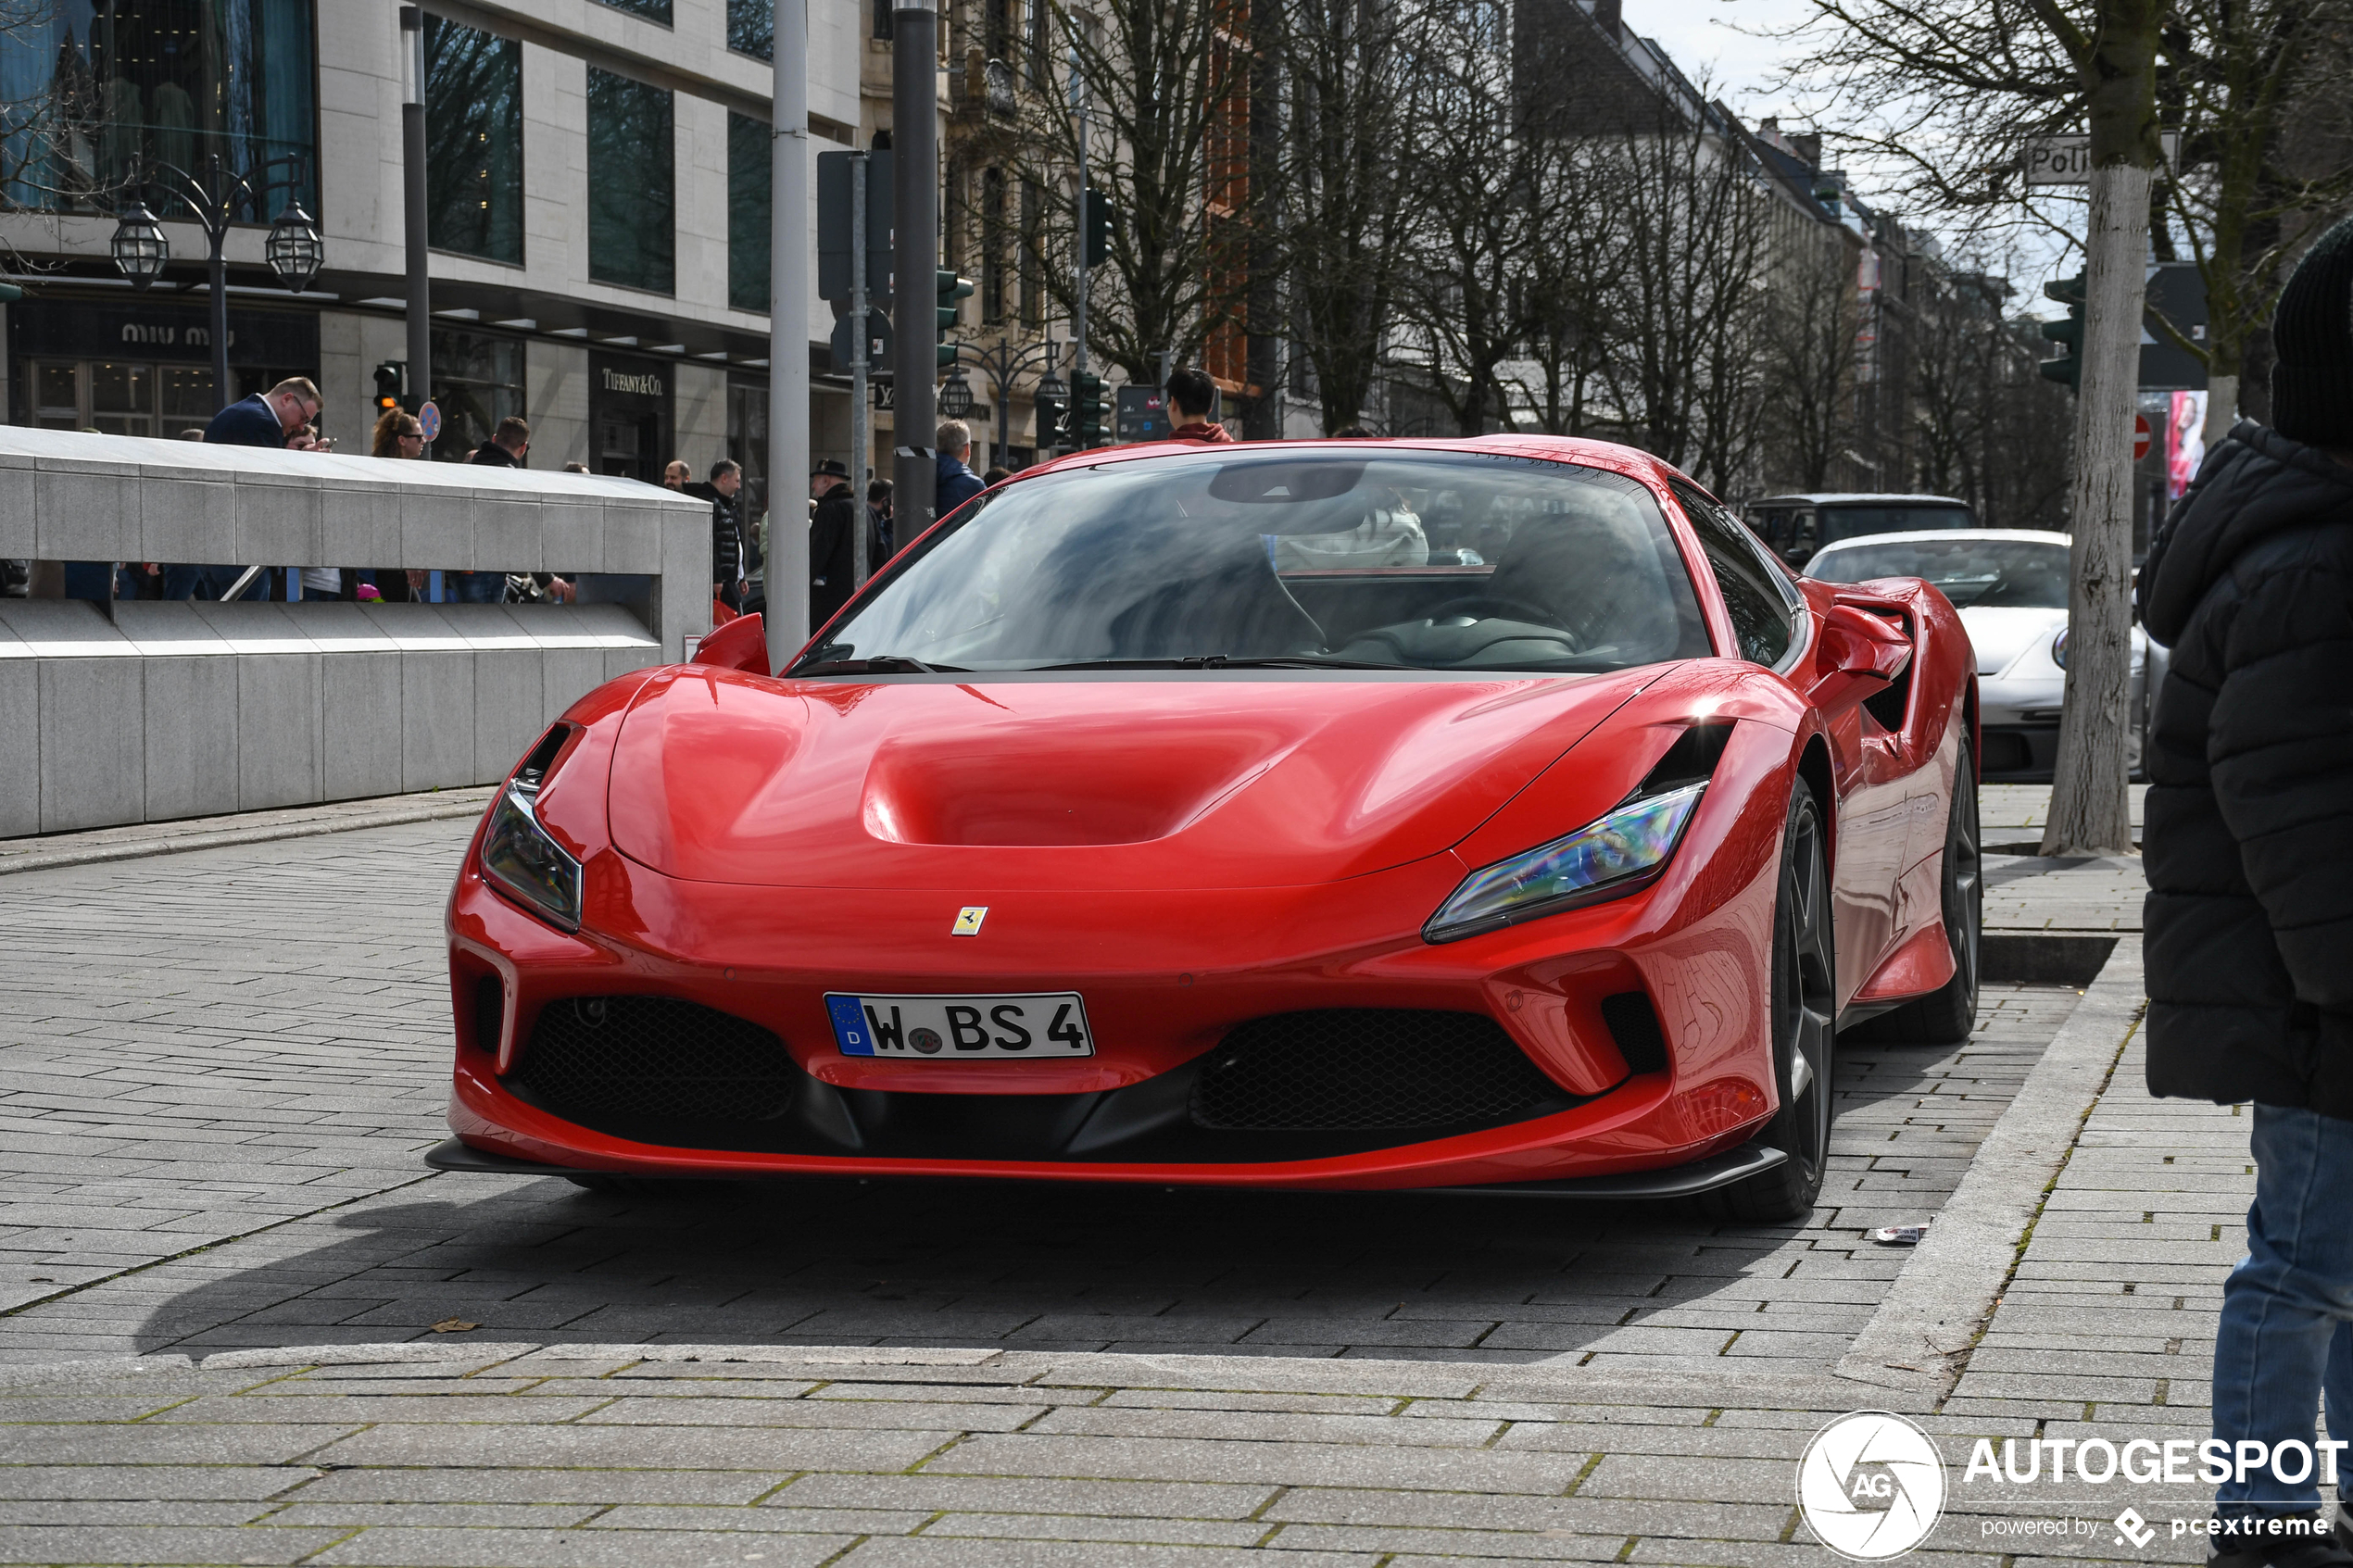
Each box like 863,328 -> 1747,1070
936,270 -> 975,367
1070,370 -> 1107,448
2038,274 -> 2084,391
372,360 -> 406,413
1035,384 -> 1067,451
1084,190 -> 1115,269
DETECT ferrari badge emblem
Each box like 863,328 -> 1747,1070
951,906 -> 988,936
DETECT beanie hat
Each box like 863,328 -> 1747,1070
2271,215 -> 2353,448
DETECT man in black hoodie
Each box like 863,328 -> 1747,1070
2141,216 -> 2353,1567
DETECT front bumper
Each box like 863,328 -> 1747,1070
443,760 -> 1789,1193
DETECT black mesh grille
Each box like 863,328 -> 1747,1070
1189,1009 -> 1566,1132
512,996 -> 799,1135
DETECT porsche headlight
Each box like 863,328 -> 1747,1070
481,783 -> 583,930
1425,783 -> 1705,944
2051,626 -> 2069,669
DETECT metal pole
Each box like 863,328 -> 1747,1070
768,0 -> 813,669
892,0 -> 938,533
399,7 -> 431,420
997,354 -> 1010,470
849,150 -> 871,588
206,159 -> 230,409
1071,59 -> 1088,384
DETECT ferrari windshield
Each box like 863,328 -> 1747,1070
1808,535 -> 2069,609
791,450 -> 1712,674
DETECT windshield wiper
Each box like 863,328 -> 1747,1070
1031,654 -> 1397,671
794,655 -> 965,676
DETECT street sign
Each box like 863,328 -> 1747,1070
2139,261 -> 2208,392
1114,384 -> 1170,444
816,150 -> 894,308
2133,414 -> 2151,462
829,310 -> 892,372
2024,133 -> 2183,185
417,400 -> 441,444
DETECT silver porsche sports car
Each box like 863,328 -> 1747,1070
1804,529 -> 2158,782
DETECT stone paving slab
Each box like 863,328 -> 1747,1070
2,813 -> 2083,1375
2,784 -> 2265,1564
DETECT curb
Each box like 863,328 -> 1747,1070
0,790 -> 494,877
1835,936 -> 2146,1398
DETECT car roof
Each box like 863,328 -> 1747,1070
1751,493 -> 1972,507
1018,433 -> 1686,486
1811,529 -> 2072,552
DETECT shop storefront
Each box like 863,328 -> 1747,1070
589,352 -> 673,483
9,295 -> 319,438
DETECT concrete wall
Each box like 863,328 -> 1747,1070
0,427 -> 712,836
0,600 -> 661,836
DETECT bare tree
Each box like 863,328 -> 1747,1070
1498,141 -> 1623,437
1774,0 -> 2165,856
1268,0 -> 1421,433
1592,82 -> 1768,488
2155,0 -> 2353,442
1756,229 -> 1860,494
1387,1 -> 1556,437
1025,0 -> 1252,382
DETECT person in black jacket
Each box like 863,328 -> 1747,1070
2141,216 -> 2353,1568
694,459 -> 748,612
809,460 -> 867,630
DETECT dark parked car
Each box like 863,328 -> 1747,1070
1747,494 -> 1975,568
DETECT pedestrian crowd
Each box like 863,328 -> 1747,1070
10,363 -> 1245,629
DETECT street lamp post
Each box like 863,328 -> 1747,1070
109,154 -> 322,410
944,335 -> 1063,470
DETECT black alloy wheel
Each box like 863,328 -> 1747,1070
1861,734 -> 1982,1045
1708,780 -> 1837,1223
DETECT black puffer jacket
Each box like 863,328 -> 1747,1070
2141,421 -> 2353,1118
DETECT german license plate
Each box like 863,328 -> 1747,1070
824,992 -> 1095,1059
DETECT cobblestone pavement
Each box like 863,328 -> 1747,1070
0,791 -> 2231,1566
3,814 -> 2079,1374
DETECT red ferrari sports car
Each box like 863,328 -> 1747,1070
430,435 -> 1978,1221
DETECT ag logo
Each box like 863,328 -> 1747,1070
1796,1411 -> 1945,1560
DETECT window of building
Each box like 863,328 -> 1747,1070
728,111 -> 770,313
1019,177 -> 1043,328
423,19 -> 522,265
587,68 -> 674,295
427,330 -> 525,463
0,0 -> 318,216
981,168 -> 1007,323
728,0 -> 772,58
593,0 -> 673,24
873,0 -> 892,42
21,359 -> 226,436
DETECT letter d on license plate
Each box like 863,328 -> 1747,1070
825,992 -> 1095,1059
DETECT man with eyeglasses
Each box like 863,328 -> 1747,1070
203,377 -> 321,449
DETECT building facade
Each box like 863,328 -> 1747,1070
0,0 -> 881,528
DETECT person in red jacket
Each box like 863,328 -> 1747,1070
1165,367 -> 1233,443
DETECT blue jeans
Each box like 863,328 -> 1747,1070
2213,1103 -> 2353,1522
448,571 -> 507,604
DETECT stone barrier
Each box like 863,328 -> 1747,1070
0,427 -> 715,836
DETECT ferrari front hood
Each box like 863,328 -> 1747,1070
606,667 -> 1655,890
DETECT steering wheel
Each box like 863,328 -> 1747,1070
1427,594 -> 1566,629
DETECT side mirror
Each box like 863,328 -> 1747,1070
1810,601 -> 1912,715
689,612 -> 770,674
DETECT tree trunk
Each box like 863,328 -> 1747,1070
2041,158 -> 2152,858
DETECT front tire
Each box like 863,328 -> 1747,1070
1706,779 -> 1836,1223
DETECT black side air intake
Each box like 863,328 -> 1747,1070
1600,991 -> 1669,1075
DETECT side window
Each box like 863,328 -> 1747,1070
1671,480 -> 1798,668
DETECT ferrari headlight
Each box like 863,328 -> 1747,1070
481,784 -> 583,930
1425,783 -> 1705,944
